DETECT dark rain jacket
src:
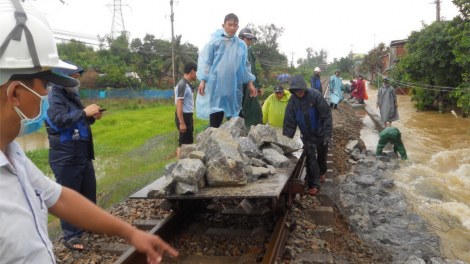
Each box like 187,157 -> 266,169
283,88 -> 332,146
310,74 -> 322,92
45,63 -> 95,165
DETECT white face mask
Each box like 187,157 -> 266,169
7,82 -> 50,137
68,79 -> 80,94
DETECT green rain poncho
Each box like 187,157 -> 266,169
241,47 -> 263,130
376,126 -> 407,160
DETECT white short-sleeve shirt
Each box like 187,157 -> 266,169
0,142 -> 62,264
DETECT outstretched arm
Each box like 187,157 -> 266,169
49,187 -> 179,264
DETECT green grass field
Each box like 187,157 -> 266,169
25,99 -> 212,227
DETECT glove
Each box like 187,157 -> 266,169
324,138 -> 334,148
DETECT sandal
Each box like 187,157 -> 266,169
64,237 -> 84,251
308,188 -> 319,196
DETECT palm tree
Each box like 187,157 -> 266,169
159,35 -> 197,84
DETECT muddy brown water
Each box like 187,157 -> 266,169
14,132 -> 49,152
356,81 -> 470,261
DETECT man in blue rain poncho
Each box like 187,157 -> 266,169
328,69 -> 343,109
196,13 -> 257,128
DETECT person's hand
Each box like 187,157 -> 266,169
179,122 -> 186,133
258,89 -> 263,96
126,229 -> 179,264
84,104 -> 100,117
249,83 -> 257,97
324,138 -> 334,148
376,104 -> 379,109
198,80 -> 206,96
93,112 -> 103,120
395,103 -> 398,107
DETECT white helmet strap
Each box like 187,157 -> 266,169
0,0 -> 40,68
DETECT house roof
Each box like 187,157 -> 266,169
390,40 -> 406,47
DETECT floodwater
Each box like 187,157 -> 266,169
14,132 -> 49,152
359,81 -> 470,261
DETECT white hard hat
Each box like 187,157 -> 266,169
0,0 -> 76,86
314,67 -> 321,72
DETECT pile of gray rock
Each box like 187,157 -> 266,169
148,117 -> 302,196
337,140 -> 462,263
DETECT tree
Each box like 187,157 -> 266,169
158,35 -> 197,83
397,21 -> 466,112
448,0 -> 470,116
247,23 -> 288,82
358,43 -> 388,81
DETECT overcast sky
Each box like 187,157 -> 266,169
28,0 -> 460,64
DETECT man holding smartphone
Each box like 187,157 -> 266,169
45,60 -> 103,250
175,62 -> 197,159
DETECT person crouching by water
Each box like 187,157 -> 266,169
376,126 -> 407,160
175,62 -> 198,159
376,78 -> 398,128
283,75 -> 333,196
262,85 -> 291,127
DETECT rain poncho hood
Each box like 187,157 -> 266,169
328,74 -> 343,104
196,29 -> 255,120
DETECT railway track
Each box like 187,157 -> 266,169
107,81 -> 336,264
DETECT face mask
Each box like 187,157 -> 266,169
68,79 -> 80,94
223,31 -> 234,38
7,82 -> 50,137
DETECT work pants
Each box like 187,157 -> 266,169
316,142 -> 329,176
376,134 -> 407,160
305,142 -> 321,189
51,160 -> 97,240
209,111 -> 225,128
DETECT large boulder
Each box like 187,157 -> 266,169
251,158 -> 267,168
189,151 -> 206,162
147,175 -> 175,197
251,166 -> 270,180
260,143 -> 284,155
175,182 -> 198,195
234,137 -> 262,158
220,117 -> 247,138
273,135 -> 302,154
197,129 -> 247,186
172,159 -> 206,185
248,124 -> 278,148
180,144 -> 197,159
164,162 -> 177,177
262,149 -> 290,168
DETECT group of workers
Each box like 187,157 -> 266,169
0,3 -> 407,263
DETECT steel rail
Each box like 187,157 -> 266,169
261,212 -> 289,264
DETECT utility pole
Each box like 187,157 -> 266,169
170,0 -> 176,85
289,52 -> 296,68
436,0 -> 441,22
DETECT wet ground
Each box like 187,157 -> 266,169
358,81 -> 470,262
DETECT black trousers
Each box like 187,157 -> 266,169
209,111 -> 225,128
52,160 -> 96,240
305,142 -> 321,189
316,142 -> 328,175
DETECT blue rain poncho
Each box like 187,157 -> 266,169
328,74 -> 344,104
196,29 -> 255,120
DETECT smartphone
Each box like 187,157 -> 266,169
99,108 -> 107,112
